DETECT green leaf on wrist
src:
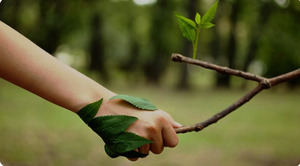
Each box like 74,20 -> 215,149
110,94 -> 158,111
77,99 -> 103,123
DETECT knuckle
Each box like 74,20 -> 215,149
156,115 -> 167,123
146,124 -> 158,133
152,146 -> 164,154
167,139 -> 179,147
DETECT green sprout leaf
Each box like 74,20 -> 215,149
110,94 -> 157,111
201,0 -> 219,25
175,0 -> 219,59
175,15 -> 196,41
201,22 -> 215,29
195,13 -> 201,25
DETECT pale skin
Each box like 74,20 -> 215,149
0,21 -> 181,161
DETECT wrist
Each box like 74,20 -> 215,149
72,84 -> 116,113
96,98 -> 134,117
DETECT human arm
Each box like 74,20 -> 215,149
0,21 -> 181,160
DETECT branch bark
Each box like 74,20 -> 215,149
172,53 -> 300,134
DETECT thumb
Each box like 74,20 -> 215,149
165,114 -> 182,128
159,110 -> 183,128
171,120 -> 183,128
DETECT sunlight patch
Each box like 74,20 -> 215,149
133,0 -> 156,6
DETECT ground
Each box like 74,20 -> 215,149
0,79 -> 299,166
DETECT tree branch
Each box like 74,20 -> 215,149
172,53 -> 300,134
171,53 -> 265,83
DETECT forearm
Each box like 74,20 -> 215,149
0,21 -> 114,112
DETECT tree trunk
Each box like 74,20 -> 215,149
0,0 -> 21,29
89,13 -> 109,82
243,2 -> 272,72
120,20 -> 140,73
241,2 -> 273,89
143,0 -> 175,84
34,0 -> 64,54
216,0 -> 240,88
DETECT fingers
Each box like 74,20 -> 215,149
126,110 -> 180,161
170,119 -> 183,128
162,123 -> 179,147
139,144 -> 150,156
148,113 -> 180,153
127,157 -> 138,161
149,124 -> 164,154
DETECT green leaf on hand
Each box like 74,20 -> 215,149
109,132 -> 152,154
195,13 -> 201,25
104,145 -> 119,158
175,15 -> 196,41
89,115 -> 138,139
122,149 -> 148,158
77,99 -> 103,123
77,95 -> 157,159
201,0 -> 218,25
105,144 -> 148,158
110,94 -> 157,111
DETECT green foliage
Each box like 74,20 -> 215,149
195,13 -> 201,25
201,22 -> 215,29
201,1 -> 219,25
110,94 -> 158,111
77,99 -> 103,124
88,115 -> 138,138
175,15 -> 196,42
77,95 -> 157,158
107,132 -> 151,154
176,0 -> 219,59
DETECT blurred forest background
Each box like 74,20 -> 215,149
0,0 -> 300,166
0,0 -> 299,88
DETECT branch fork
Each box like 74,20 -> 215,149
172,53 -> 300,134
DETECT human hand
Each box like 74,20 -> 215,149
97,97 -> 182,161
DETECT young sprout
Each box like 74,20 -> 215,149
176,1 -> 219,59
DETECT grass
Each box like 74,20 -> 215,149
0,79 -> 300,166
